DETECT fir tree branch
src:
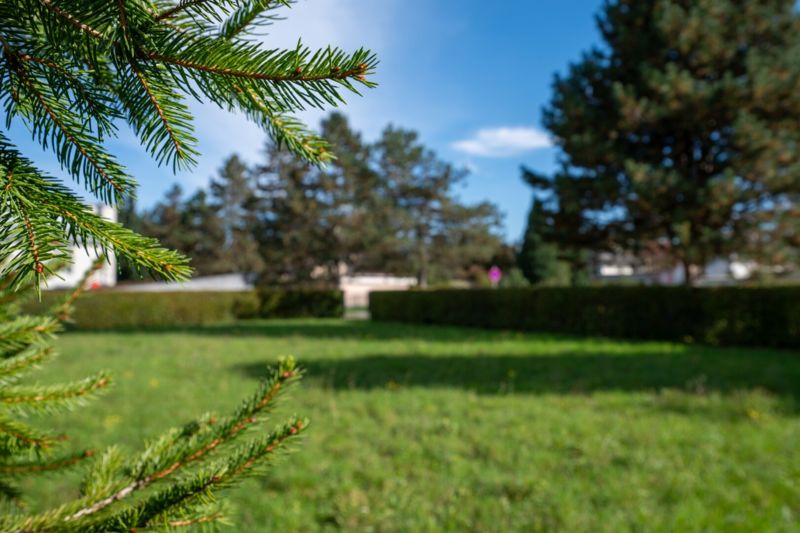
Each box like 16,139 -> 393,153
51,256 -> 106,323
219,0 -> 289,41
142,50 -> 372,83
0,414 -> 55,451
80,418 -> 305,532
0,450 -> 94,475
0,316 -> 60,357
127,60 -> 194,166
154,0 -> 217,22
20,210 -> 44,278
64,360 -> 298,522
11,67 -> 128,200
0,374 -> 110,410
38,0 -> 105,40
0,346 -> 54,386
167,512 -> 224,528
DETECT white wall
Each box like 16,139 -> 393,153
47,204 -> 117,290
341,274 -> 417,308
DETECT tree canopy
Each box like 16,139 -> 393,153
134,113 -> 507,287
524,0 -> 800,284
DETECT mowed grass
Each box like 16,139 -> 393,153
20,320 -> 800,532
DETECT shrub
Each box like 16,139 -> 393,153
25,291 -> 257,329
369,287 -> 800,348
257,288 -> 344,318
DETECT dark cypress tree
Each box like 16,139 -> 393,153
518,200 -> 562,285
528,0 -> 800,285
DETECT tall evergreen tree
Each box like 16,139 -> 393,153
319,113 -> 388,274
210,155 -> 264,275
518,200 -> 563,285
527,0 -> 800,285
254,143 -> 342,286
374,126 -> 503,286
0,1 -> 375,528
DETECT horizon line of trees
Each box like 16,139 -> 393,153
121,113 -> 509,288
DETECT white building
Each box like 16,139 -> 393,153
340,273 -> 417,308
47,204 -> 117,290
118,271 -> 417,308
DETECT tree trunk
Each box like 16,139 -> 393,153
682,260 -> 694,287
416,227 -> 428,288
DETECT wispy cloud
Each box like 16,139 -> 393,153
452,127 -> 552,157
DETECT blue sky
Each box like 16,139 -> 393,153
9,0 -> 606,242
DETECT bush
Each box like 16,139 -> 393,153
369,287 -> 800,348
257,288 -> 344,318
25,291 -> 257,329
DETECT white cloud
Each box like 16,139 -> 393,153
452,127 -> 552,157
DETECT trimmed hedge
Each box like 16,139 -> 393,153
257,288 -> 344,318
369,287 -> 800,348
25,291 -> 257,329
24,287 -> 344,329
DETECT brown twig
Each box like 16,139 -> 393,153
64,375 -> 290,522
39,0 -> 104,39
141,51 -> 369,83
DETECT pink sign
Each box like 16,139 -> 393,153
488,266 -> 503,286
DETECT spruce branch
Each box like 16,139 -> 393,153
50,256 -> 106,323
0,373 -> 111,412
154,0 -> 223,22
38,0 -> 106,40
219,0 -> 291,40
0,346 -> 55,386
0,450 -> 94,475
65,357 -> 300,523
0,414 -> 56,452
80,417 -> 306,532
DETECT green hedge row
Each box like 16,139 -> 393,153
25,288 -> 343,329
25,292 -> 253,329
257,288 -> 344,318
369,287 -> 800,348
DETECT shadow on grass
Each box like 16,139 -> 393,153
236,351 -> 800,405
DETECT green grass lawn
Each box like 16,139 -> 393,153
21,320 -> 800,532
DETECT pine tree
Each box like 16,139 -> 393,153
517,200 -> 564,286
319,113 -> 387,274
0,0 -> 375,528
210,155 -> 264,275
528,0 -> 800,285
254,142 -> 342,286
374,126 -> 503,286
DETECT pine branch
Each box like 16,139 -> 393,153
0,316 -> 60,357
65,358 -> 299,522
38,0 -> 105,40
50,256 -> 106,323
0,414 -> 56,452
0,346 -> 55,386
219,0 -> 290,40
0,137 -> 192,285
155,0 -> 223,22
168,512 -> 224,528
80,418 -> 306,532
0,373 -> 110,412
142,49 -> 374,83
0,450 -> 94,475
